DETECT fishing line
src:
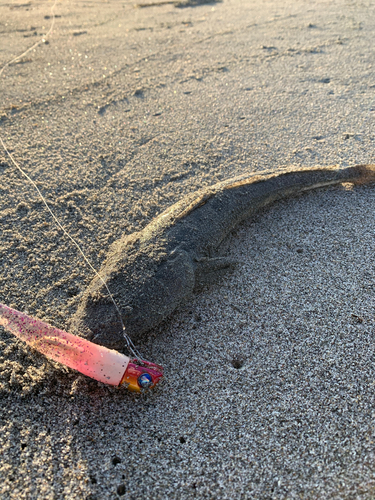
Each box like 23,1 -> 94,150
0,0 -> 57,79
0,0 -> 142,361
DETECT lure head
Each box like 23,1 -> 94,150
120,359 -> 164,392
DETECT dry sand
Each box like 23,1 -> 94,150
0,0 -> 375,498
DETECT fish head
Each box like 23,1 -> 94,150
70,248 -> 195,350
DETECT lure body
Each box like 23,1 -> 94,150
0,303 -> 163,392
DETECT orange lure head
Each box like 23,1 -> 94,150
120,359 -> 164,392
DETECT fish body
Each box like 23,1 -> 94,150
71,164 -> 375,349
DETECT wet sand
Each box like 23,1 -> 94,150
1,0 -> 375,498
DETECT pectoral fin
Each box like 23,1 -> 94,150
194,256 -> 238,288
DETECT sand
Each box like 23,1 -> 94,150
0,0 -> 375,498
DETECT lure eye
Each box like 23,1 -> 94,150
138,373 -> 153,389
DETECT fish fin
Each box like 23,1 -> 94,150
194,256 -> 238,289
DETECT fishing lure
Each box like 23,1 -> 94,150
0,303 -> 163,392
0,0 -> 164,393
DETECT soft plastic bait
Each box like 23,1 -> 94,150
0,303 -> 163,392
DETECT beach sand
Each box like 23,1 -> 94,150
1,0 -> 375,498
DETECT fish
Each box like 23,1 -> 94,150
70,164 -> 375,349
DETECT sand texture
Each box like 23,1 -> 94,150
0,0 -> 375,498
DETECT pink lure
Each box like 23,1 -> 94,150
0,303 -> 163,391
